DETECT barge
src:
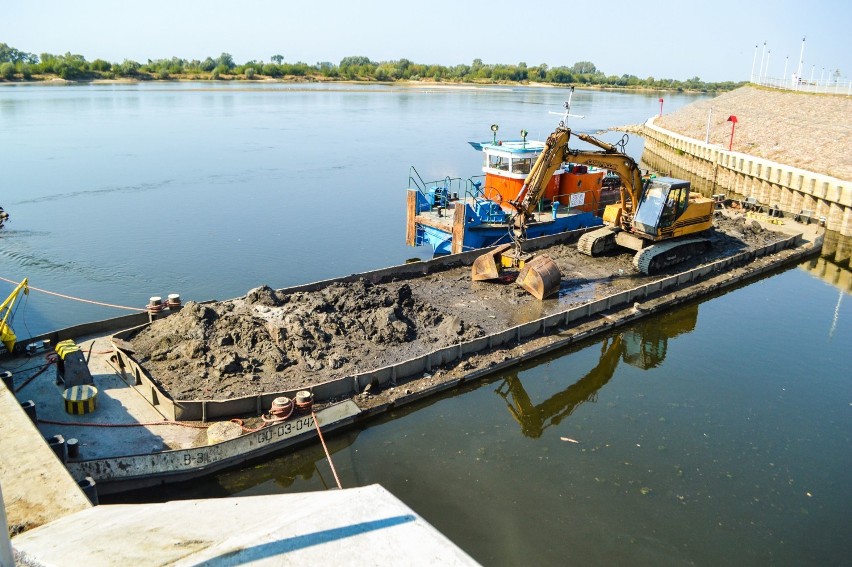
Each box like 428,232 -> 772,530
0,213 -> 822,496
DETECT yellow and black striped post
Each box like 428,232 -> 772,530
63,384 -> 98,415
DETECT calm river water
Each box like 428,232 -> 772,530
2,83 -> 850,565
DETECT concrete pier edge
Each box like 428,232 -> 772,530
638,117 -> 851,237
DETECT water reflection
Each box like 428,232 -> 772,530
497,303 -> 698,438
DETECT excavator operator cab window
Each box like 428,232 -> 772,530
634,179 -> 688,233
512,157 -> 532,174
488,155 -> 510,171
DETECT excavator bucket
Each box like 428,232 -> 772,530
471,243 -> 513,281
516,255 -> 562,300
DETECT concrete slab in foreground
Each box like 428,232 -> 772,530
0,382 -> 91,535
12,484 -> 479,566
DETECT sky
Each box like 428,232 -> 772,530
3,0 -> 850,83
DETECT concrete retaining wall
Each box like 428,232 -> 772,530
112,233 -> 804,422
640,118 -> 852,237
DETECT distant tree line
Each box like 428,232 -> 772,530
0,43 -> 743,92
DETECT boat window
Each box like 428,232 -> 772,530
512,158 -> 532,174
488,155 -> 509,171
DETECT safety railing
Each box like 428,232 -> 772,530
752,76 -> 851,96
408,166 -> 468,209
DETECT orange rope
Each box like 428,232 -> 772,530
0,276 -> 141,311
230,418 -> 269,433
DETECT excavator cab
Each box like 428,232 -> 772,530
632,178 -> 692,236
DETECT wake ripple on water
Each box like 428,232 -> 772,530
11,178 -> 176,206
0,240 -> 136,285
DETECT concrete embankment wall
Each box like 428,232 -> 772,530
640,118 -> 852,237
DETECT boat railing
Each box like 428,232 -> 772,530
408,166 -> 430,196
464,176 -> 488,202
408,166 -> 469,209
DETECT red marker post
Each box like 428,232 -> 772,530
659,98 -> 664,117
727,115 -> 738,151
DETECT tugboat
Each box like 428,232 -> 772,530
406,91 -> 621,256
405,126 -> 617,255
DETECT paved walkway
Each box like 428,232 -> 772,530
12,484 -> 478,566
0,376 -> 91,535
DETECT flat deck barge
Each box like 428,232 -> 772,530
0,213 -> 823,498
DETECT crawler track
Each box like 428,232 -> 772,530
632,238 -> 711,274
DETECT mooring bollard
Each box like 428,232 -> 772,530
0,371 -> 12,392
77,476 -> 98,505
20,400 -> 37,423
46,434 -> 67,463
66,437 -> 80,459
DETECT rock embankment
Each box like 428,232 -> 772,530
654,86 -> 851,181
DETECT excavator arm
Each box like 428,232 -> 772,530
567,131 -> 645,230
508,127 -> 571,223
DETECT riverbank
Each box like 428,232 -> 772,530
0,74 -> 736,94
653,85 -> 852,181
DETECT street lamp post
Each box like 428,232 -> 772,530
796,36 -> 805,90
751,44 -> 759,82
705,107 -> 713,144
727,115 -> 738,151
763,50 -> 771,83
759,41 -> 767,84
783,56 -> 788,87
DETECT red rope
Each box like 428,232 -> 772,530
14,360 -> 55,393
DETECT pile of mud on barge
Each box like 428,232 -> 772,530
0,206 -> 821,495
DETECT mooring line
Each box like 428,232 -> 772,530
0,276 -> 141,311
312,409 -> 343,489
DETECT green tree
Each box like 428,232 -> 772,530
116,59 -> 140,76
91,59 -> 111,72
571,61 -> 597,74
217,52 -> 234,69
262,63 -> 281,77
0,62 -> 15,79
200,57 -> 216,72
0,43 -> 37,64
271,54 -> 283,64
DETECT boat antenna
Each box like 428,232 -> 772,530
548,86 -> 585,127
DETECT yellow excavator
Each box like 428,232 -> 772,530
1,278 -> 29,353
471,124 -> 714,298
569,131 -> 715,273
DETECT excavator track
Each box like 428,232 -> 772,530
632,238 -> 711,275
577,227 -> 618,256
